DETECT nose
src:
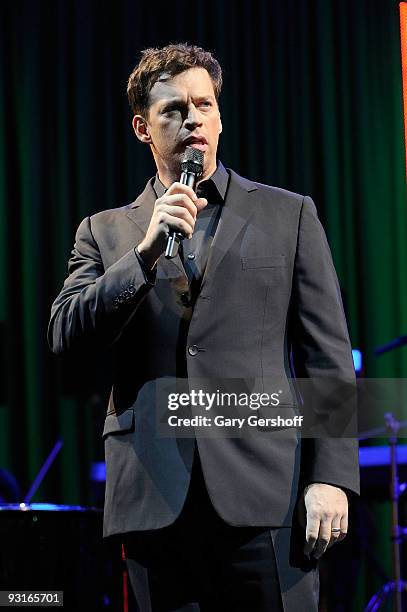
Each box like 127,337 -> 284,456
184,104 -> 203,130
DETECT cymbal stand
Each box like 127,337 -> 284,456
365,413 -> 407,611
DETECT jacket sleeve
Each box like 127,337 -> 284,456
290,196 -> 360,496
47,215 -> 155,355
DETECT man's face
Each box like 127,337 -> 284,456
133,67 -> 222,182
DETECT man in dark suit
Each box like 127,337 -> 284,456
48,44 -> 359,611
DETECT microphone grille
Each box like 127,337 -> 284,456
181,146 -> 204,175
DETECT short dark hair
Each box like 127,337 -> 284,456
127,43 -> 222,117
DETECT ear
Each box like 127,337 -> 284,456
132,115 -> 152,144
218,112 -> 223,135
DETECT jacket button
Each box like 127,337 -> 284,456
188,345 -> 199,356
187,253 -> 195,260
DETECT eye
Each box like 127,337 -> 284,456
199,100 -> 212,108
163,103 -> 183,115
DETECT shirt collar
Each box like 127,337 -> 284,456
153,161 -> 229,202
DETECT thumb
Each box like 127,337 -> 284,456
196,197 -> 208,212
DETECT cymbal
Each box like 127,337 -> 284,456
359,420 -> 407,440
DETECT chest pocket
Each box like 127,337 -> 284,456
241,255 -> 286,270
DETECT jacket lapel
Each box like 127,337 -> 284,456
200,170 -> 258,290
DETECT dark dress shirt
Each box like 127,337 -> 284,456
152,161 -> 229,302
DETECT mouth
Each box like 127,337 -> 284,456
183,136 -> 208,151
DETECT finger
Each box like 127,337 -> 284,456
337,513 -> 348,543
313,520 -> 332,559
165,182 -> 199,202
303,514 -> 320,556
163,184 -> 207,213
195,197 -> 208,212
161,197 -> 207,217
327,518 -> 342,548
158,193 -> 198,218
159,205 -> 196,230
157,213 -> 193,240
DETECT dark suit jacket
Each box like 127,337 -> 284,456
48,168 -> 360,538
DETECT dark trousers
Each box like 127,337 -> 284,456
123,453 -> 318,612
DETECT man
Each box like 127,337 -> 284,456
48,44 -> 359,611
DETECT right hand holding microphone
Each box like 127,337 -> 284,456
137,182 -> 207,270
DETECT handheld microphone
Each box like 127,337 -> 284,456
165,146 -> 204,259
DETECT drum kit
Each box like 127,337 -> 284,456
360,335 -> 407,611
0,440 -> 121,610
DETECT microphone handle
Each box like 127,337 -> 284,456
164,170 -> 199,259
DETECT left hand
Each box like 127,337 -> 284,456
298,483 -> 348,559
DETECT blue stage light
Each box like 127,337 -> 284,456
352,349 -> 362,372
